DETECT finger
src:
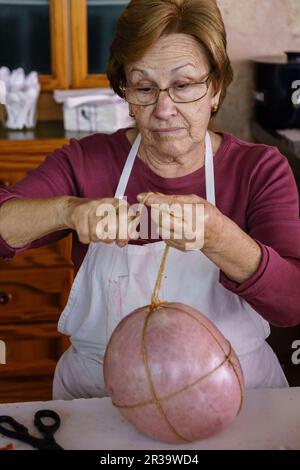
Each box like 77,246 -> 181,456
96,199 -> 128,243
117,203 -> 131,241
150,202 -> 185,220
115,197 -> 131,214
117,201 -> 131,245
127,214 -> 141,240
96,218 -> 116,244
136,192 -> 157,205
89,207 -> 104,242
116,239 -> 128,248
137,192 -> 205,206
150,206 -> 183,238
77,210 -> 91,244
137,192 -> 178,206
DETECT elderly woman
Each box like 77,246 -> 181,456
0,0 -> 300,400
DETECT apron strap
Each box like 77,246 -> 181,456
205,131 -> 216,207
114,132 -> 142,199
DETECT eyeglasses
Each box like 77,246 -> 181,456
122,71 -> 212,106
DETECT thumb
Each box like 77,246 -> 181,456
137,192 -> 165,204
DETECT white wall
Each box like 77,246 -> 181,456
213,0 -> 300,140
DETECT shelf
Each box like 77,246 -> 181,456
0,120 -> 93,142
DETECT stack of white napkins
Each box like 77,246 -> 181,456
54,88 -> 134,133
0,67 -> 40,129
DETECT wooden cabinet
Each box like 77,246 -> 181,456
0,1 -> 129,121
70,0 -> 129,88
0,0 -> 129,91
0,0 -> 68,91
0,122 -> 89,403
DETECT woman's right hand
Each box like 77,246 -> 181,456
64,196 -> 136,247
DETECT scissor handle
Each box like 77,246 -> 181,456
34,410 -> 61,437
0,411 -> 63,450
0,415 -> 29,438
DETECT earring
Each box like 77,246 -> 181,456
212,104 -> 218,113
129,111 -> 135,118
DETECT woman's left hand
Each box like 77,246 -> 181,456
137,192 -> 225,252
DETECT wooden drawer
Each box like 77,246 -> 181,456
0,267 -> 73,323
0,323 -> 68,369
0,322 -> 69,402
0,374 -> 55,403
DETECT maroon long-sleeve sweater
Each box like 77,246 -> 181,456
0,128 -> 300,327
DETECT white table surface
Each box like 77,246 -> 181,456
0,388 -> 300,450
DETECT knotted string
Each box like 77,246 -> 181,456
136,192 -> 170,312
149,243 -> 170,311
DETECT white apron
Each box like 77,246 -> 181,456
53,131 -> 288,400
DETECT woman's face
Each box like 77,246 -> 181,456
124,33 -> 220,157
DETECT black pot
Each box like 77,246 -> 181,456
252,51 -> 300,130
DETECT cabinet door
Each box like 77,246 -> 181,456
0,0 -> 68,90
70,0 -> 129,88
0,137 -> 74,402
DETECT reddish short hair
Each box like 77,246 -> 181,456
107,0 -> 233,117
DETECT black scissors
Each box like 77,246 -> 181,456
0,409 -> 64,450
